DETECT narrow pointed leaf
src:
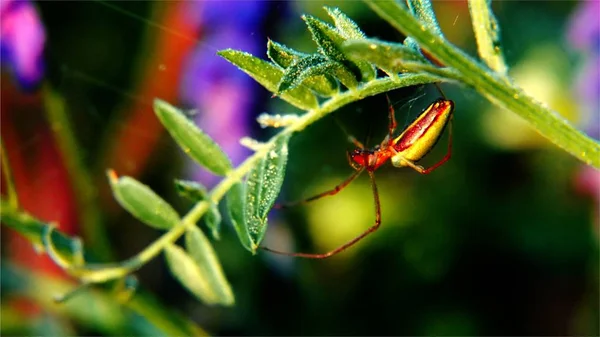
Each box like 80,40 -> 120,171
303,14 -> 375,82
227,182 -> 253,253
303,15 -> 346,62
406,0 -> 443,36
218,49 -> 318,110
267,39 -> 309,68
245,135 -> 290,247
154,99 -> 232,176
342,38 -> 428,75
174,179 -> 222,239
108,171 -> 180,230
267,40 -> 338,97
204,205 -> 222,240
41,224 -> 74,269
174,179 -> 208,201
468,0 -> 507,74
185,226 -> 234,305
278,55 -> 356,94
324,6 -> 366,40
164,243 -> 226,305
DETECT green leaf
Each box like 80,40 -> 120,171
406,0 -> 443,36
303,14 -> 375,82
174,179 -> 208,201
41,224 -> 77,270
227,182 -> 253,253
324,6 -> 366,40
164,243 -> 229,305
343,38 -> 428,75
204,205 -> 222,240
267,40 -> 339,97
108,171 -> 180,230
174,179 -> 221,240
468,0 -> 507,74
278,55 -> 357,94
245,135 -> 290,248
218,49 -> 318,110
154,99 -> 232,176
267,39 -> 309,68
185,226 -> 234,305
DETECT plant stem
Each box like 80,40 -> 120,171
66,73 -> 443,283
366,1 -> 600,168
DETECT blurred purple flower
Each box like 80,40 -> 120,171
567,1 -> 600,229
0,0 -> 45,90
180,1 -> 271,186
567,0 -> 600,140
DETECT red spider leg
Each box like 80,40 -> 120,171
385,94 -> 397,141
347,135 -> 365,149
261,170 -> 381,259
273,168 -> 364,209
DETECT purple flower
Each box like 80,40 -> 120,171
1,0 -> 45,90
567,0 -> 600,54
179,1 -> 271,186
567,1 -> 600,229
567,0 -> 600,140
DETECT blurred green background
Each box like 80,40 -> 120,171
1,0 -> 598,336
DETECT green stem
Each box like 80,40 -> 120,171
0,139 -> 19,209
62,73 -> 443,283
366,1 -> 600,168
43,86 -> 114,260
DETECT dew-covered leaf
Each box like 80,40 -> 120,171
154,99 -> 232,176
244,135 -> 291,248
185,226 -> 234,305
164,243 -> 231,305
406,0 -> 443,36
342,38 -> 428,75
218,49 -> 318,110
267,39 -> 308,68
303,14 -> 375,82
227,182 -> 253,253
324,6 -> 366,40
278,55 -> 356,94
267,40 -> 338,97
108,170 -> 180,230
